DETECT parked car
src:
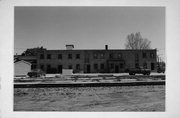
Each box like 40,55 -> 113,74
157,66 -> 165,73
128,67 -> 151,75
27,69 -> 46,77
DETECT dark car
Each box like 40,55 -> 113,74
128,67 -> 151,75
27,69 -> 46,77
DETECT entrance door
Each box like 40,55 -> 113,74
87,64 -> 91,73
58,65 -> 62,73
115,65 -> 119,73
151,63 -> 154,70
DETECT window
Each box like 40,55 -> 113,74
120,63 -> 124,68
94,64 -> 98,69
68,54 -> 72,59
68,65 -> 72,69
109,53 -> 113,59
100,53 -> 104,59
151,63 -> 155,70
143,53 -> 147,58
40,54 -> 44,59
117,53 -> 122,59
143,63 -> 147,69
93,53 -> 98,59
100,63 -> 104,69
150,53 -> 155,58
47,54 -> 51,59
47,64 -> 51,70
40,65 -> 44,70
58,54 -> 62,59
76,54 -> 80,59
76,64 -> 80,70
135,63 -> 139,68
110,63 -> 114,69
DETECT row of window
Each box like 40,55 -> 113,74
40,63 -> 105,70
39,52 -> 156,60
40,54 -> 80,60
142,53 -> 155,58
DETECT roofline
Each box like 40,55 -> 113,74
43,49 -> 157,51
14,60 -> 32,65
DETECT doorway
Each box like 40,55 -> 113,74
87,64 -> 91,73
115,65 -> 119,73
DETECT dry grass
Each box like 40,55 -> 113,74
14,85 -> 165,111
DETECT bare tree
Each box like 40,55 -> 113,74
125,32 -> 151,49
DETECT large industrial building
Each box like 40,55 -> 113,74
15,45 -> 157,73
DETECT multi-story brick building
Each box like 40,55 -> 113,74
16,45 -> 157,73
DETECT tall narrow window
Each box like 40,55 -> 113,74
100,63 -> 104,69
68,54 -> 72,59
68,65 -> 72,69
40,54 -> 44,59
143,53 -> 147,58
94,64 -> 98,69
47,54 -> 51,59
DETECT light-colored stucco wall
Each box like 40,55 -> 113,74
15,61 -> 31,76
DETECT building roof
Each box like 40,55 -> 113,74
14,60 -> 32,65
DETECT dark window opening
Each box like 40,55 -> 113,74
76,54 -> 80,59
94,64 -> 98,70
151,63 -> 155,70
135,63 -> 139,68
68,54 -> 72,59
31,64 -> 37,70
100,64 -> 104,69
143,53 -> 147,58
47,54 -> 51,59
120,63 -> 123,68
40,54 -> 44,59
68,65 -> 72,69
110,63 -> 114,69
58,65 -> 62,73
109,53 -> 113,59
58,54 -> 62,59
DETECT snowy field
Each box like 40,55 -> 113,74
14,85 -> 165,111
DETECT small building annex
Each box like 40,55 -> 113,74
14,60 -> 31,76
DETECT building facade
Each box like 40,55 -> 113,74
16,45 -> 157,73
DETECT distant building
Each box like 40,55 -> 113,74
14,60 -> 32,76
15,45 -> 157,73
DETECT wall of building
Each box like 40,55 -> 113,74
34,49 -> 157,73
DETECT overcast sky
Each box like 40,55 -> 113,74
14,7 -> 165,60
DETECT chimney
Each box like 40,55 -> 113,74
66,44 -> 74,50
105,45 -> 108,50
